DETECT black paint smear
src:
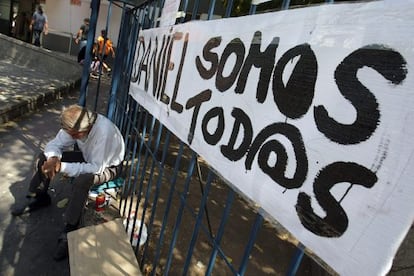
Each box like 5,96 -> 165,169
159,34 -> 172,104
185,89 -> 212,144
273,43 -> 317,119
235,31 -> 279,103
245,122 -> 308,189
216,38 -> 245,92
171,32 -> 189,113
142,39 -> 153,91
314,44 -> 407,145
195,36 -> 222,80
153,35 -> 163,98
130,37 -> 145,83
258,140 -> 289,183
221,108 -> 253,161
202,107 -> 225,145
296,162 -> 377,237
131,38 -> 152,88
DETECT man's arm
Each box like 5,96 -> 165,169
41,129 -> 75,179
29,16 -> 34,31
75,26 -> 84,44
44,129 -> 76,159
110,41 -> 115,57
75,30 -> 82,44
43,21 -> 49,35
105,40 -> 115,57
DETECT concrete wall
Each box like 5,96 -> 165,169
43,1 -> 123,45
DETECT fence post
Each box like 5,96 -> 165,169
78,0 -> 100,107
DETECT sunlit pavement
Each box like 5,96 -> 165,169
0,93 -> 77,275
0,45 -> 122,274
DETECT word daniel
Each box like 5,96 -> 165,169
131,30 -> 407,237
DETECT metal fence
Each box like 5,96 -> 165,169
80,0 -> 345,275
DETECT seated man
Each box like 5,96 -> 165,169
11,104 -> 125,261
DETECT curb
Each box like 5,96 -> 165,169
0,79 -> 81,125
0,33 -> 82,125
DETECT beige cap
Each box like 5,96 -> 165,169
60,104 -> 97,132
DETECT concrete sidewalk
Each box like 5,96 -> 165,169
0,36 -> 81,275
0,34 -> 82,125
0,35 -> 119,275
0,97 -> 120,275
0,35 -> 412,276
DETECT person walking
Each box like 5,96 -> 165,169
30,5 -> 48,47
97,29 -> 116,73
75,18 -> 90,63
11,104 -> 125,261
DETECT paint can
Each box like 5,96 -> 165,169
95,193 -> 106,211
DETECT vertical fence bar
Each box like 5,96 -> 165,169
182,170 -> 214,275
93,0 -> 113,112
179,0 -> 189,23
206,189 -> 235,275
238,213 -> 264,275
140,127 -> 171,267
207,0 -> 216,20
249,4 -> 257,15
191,0 -> 200,20
224,0 -> 234,18
151,139 -> 183,273
130,114 -> 157,246
147,0 -> 156,28
107,1 -> 128,120
79,0 -> 100,107
108,5 -> 140,120
120,104 -> 144,215
281,0 -> 291,10
119,102 -> 139,215
287,243 -> 306,276
164,151 -> 197,274
124,110 -> 147,223
134,117 -> 162,254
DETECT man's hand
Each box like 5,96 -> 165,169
41,157 -> 61,179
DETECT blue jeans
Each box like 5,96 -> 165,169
33,30 -> 42,46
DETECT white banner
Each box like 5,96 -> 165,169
159,0 -> 181,27
129,1 -> 414,275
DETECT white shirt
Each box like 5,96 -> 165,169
44,114 -> 125,177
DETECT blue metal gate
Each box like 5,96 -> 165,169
79,0 -> 344,275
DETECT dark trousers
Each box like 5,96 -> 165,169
29,152 -> 121,226
33,30 -> 42,46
